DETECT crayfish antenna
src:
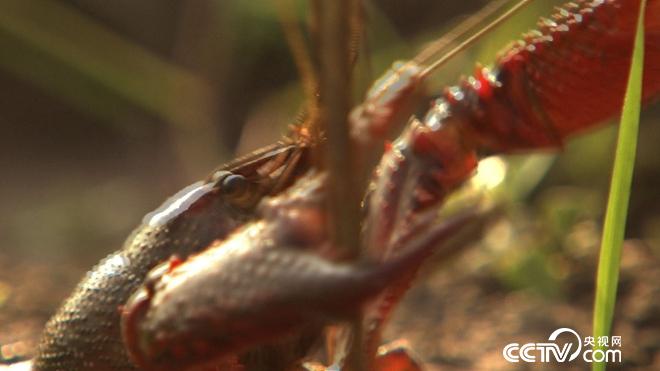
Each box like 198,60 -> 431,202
275,0 -> 321,135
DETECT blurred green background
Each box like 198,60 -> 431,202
0,0 -> 659,368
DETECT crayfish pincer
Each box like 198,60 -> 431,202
120,172 -> 476,371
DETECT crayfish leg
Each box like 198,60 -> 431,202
374,340 -> 424,371
302,340 -> 423,371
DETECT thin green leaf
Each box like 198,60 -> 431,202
591,1 -> 646,370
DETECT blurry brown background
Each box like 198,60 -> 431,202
1,0 -> 659,369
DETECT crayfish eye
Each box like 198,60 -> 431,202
209,170 -> 256,207
210,170 -> 232,185
221,174 -> 248,197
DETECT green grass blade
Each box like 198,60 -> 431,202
591,2 -> 646,370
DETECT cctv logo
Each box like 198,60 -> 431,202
503,328 -> 582,363
503,328 -> 623,363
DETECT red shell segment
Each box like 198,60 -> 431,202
473,66 -> 494,100
454,0 -> 660,153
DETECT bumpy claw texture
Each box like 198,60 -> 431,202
33,187 -> 252,370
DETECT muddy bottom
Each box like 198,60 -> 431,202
386,239 -> 660,370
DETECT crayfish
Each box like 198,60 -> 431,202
20,0 -> 660,370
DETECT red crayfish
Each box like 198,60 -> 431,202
19,0 -> 660,370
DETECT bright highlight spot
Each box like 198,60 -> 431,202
472,156 -> 507,190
